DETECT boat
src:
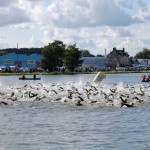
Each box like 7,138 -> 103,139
19,77 -> 41,80
142,79 -> 150,82
141,75 -> 150,82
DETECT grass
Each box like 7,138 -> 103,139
0,70 -> 150,76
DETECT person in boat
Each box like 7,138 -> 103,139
142,75 -> 146,81
148,75 -> 150,81
33,74 -> 36,79
22,75 -> 26,79
145,75 -> 150,81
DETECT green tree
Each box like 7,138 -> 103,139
41,40 -> 65,71
96,54 -> 104,57
81,49 -> 95,57
0,48 -> 42,55
64,44 -> 83,71
134,48 -> 150,59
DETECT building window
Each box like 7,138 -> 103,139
3,59 -> 13,64
27,60 -> 35,64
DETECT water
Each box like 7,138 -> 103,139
0,73 -> 150,150
0,73 -> 149,86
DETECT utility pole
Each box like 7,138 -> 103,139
105,49 -> 106,57
17,43 -> 18,66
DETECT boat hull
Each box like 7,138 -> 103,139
19,77 -> 41,80
142,80 -> 150,82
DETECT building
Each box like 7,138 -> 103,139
26,54 -> 42,68
0,53 -> 42,68
106,47 -> 131,67
137,59 -> 150,67
0,53 -> 107,70
81,57 -> 106,70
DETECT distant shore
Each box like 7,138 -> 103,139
0,70 -> 150,76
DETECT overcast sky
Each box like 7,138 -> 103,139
0,0 -> 150,56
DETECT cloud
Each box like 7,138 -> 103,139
0,0 -> 149,57
138,0 -> 147,8
78,28 -> 89,38
97,27 -> 133,37
0,43 -> 9,49
0,34 -> 6,41
29,0 -> 141,28
10,23 -> 34,30
0,0 -> 16,7
116,37 -> 146,55
27,36 -> 44,48
0,0 -> 143,28
0,33 -> 9,49
116,0 -> 134,9
0,5 -> 30,27
136,4 -> 150,21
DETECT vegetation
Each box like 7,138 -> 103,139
41,40 -> 65,72
64,44 -> 83,71
0,48 -> 42,56
96,54 -> 104,57
1,44 -> 149,60
0,69 -> 150,76
0,40 -> 150,73
81,49 -> 95,57
134,48 -> 150,59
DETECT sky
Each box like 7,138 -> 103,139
0,0 -> 150,57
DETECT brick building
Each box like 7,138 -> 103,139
106,47 -> 131,67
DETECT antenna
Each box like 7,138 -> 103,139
17,43 -> 18,66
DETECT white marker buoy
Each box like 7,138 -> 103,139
93,71 -> 106,84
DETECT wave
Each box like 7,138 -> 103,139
0,82 -> 150,108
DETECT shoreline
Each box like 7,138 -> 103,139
0,70 -> 150,76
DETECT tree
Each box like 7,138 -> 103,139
97,54 -> 104,57
41,40 -> 65,71
134,48 -> 150,59
64,44 -> 83,71
0,48 -> 42,55
81,49 -> 95,57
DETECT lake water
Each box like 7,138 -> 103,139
0,73 -> 150,150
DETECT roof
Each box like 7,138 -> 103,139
81,57 -> 106,68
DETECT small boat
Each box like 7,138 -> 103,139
19,77 -> 41,80
141,75 -> 150,82
142,79 -> 150,82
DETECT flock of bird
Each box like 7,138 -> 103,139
0,82 -> 150,108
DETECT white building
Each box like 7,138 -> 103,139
138,59 -> 150,66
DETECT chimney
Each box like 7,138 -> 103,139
113,47 -> 116,51
123,48 -> 125,52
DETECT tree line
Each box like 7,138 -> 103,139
0,48 -> 42,56
0,41 -> 149,71
0,46 -> 103,57
134,48 -> 150,59
1,45 -> 149,59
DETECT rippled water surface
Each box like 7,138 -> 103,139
0,73 -> 150,150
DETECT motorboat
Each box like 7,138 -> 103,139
19,76 -> 41,80
141,75 -> 150,82
142,79 -> 150,82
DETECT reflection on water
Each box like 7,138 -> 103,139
0,73 -> 150,150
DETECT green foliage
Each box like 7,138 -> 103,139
64,44 -> 83,71
97,54 -> 104,57
41,40 -> 65,71
134,48 -> 150,59
81,49 -> 95,57
0,48 -> 42,56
